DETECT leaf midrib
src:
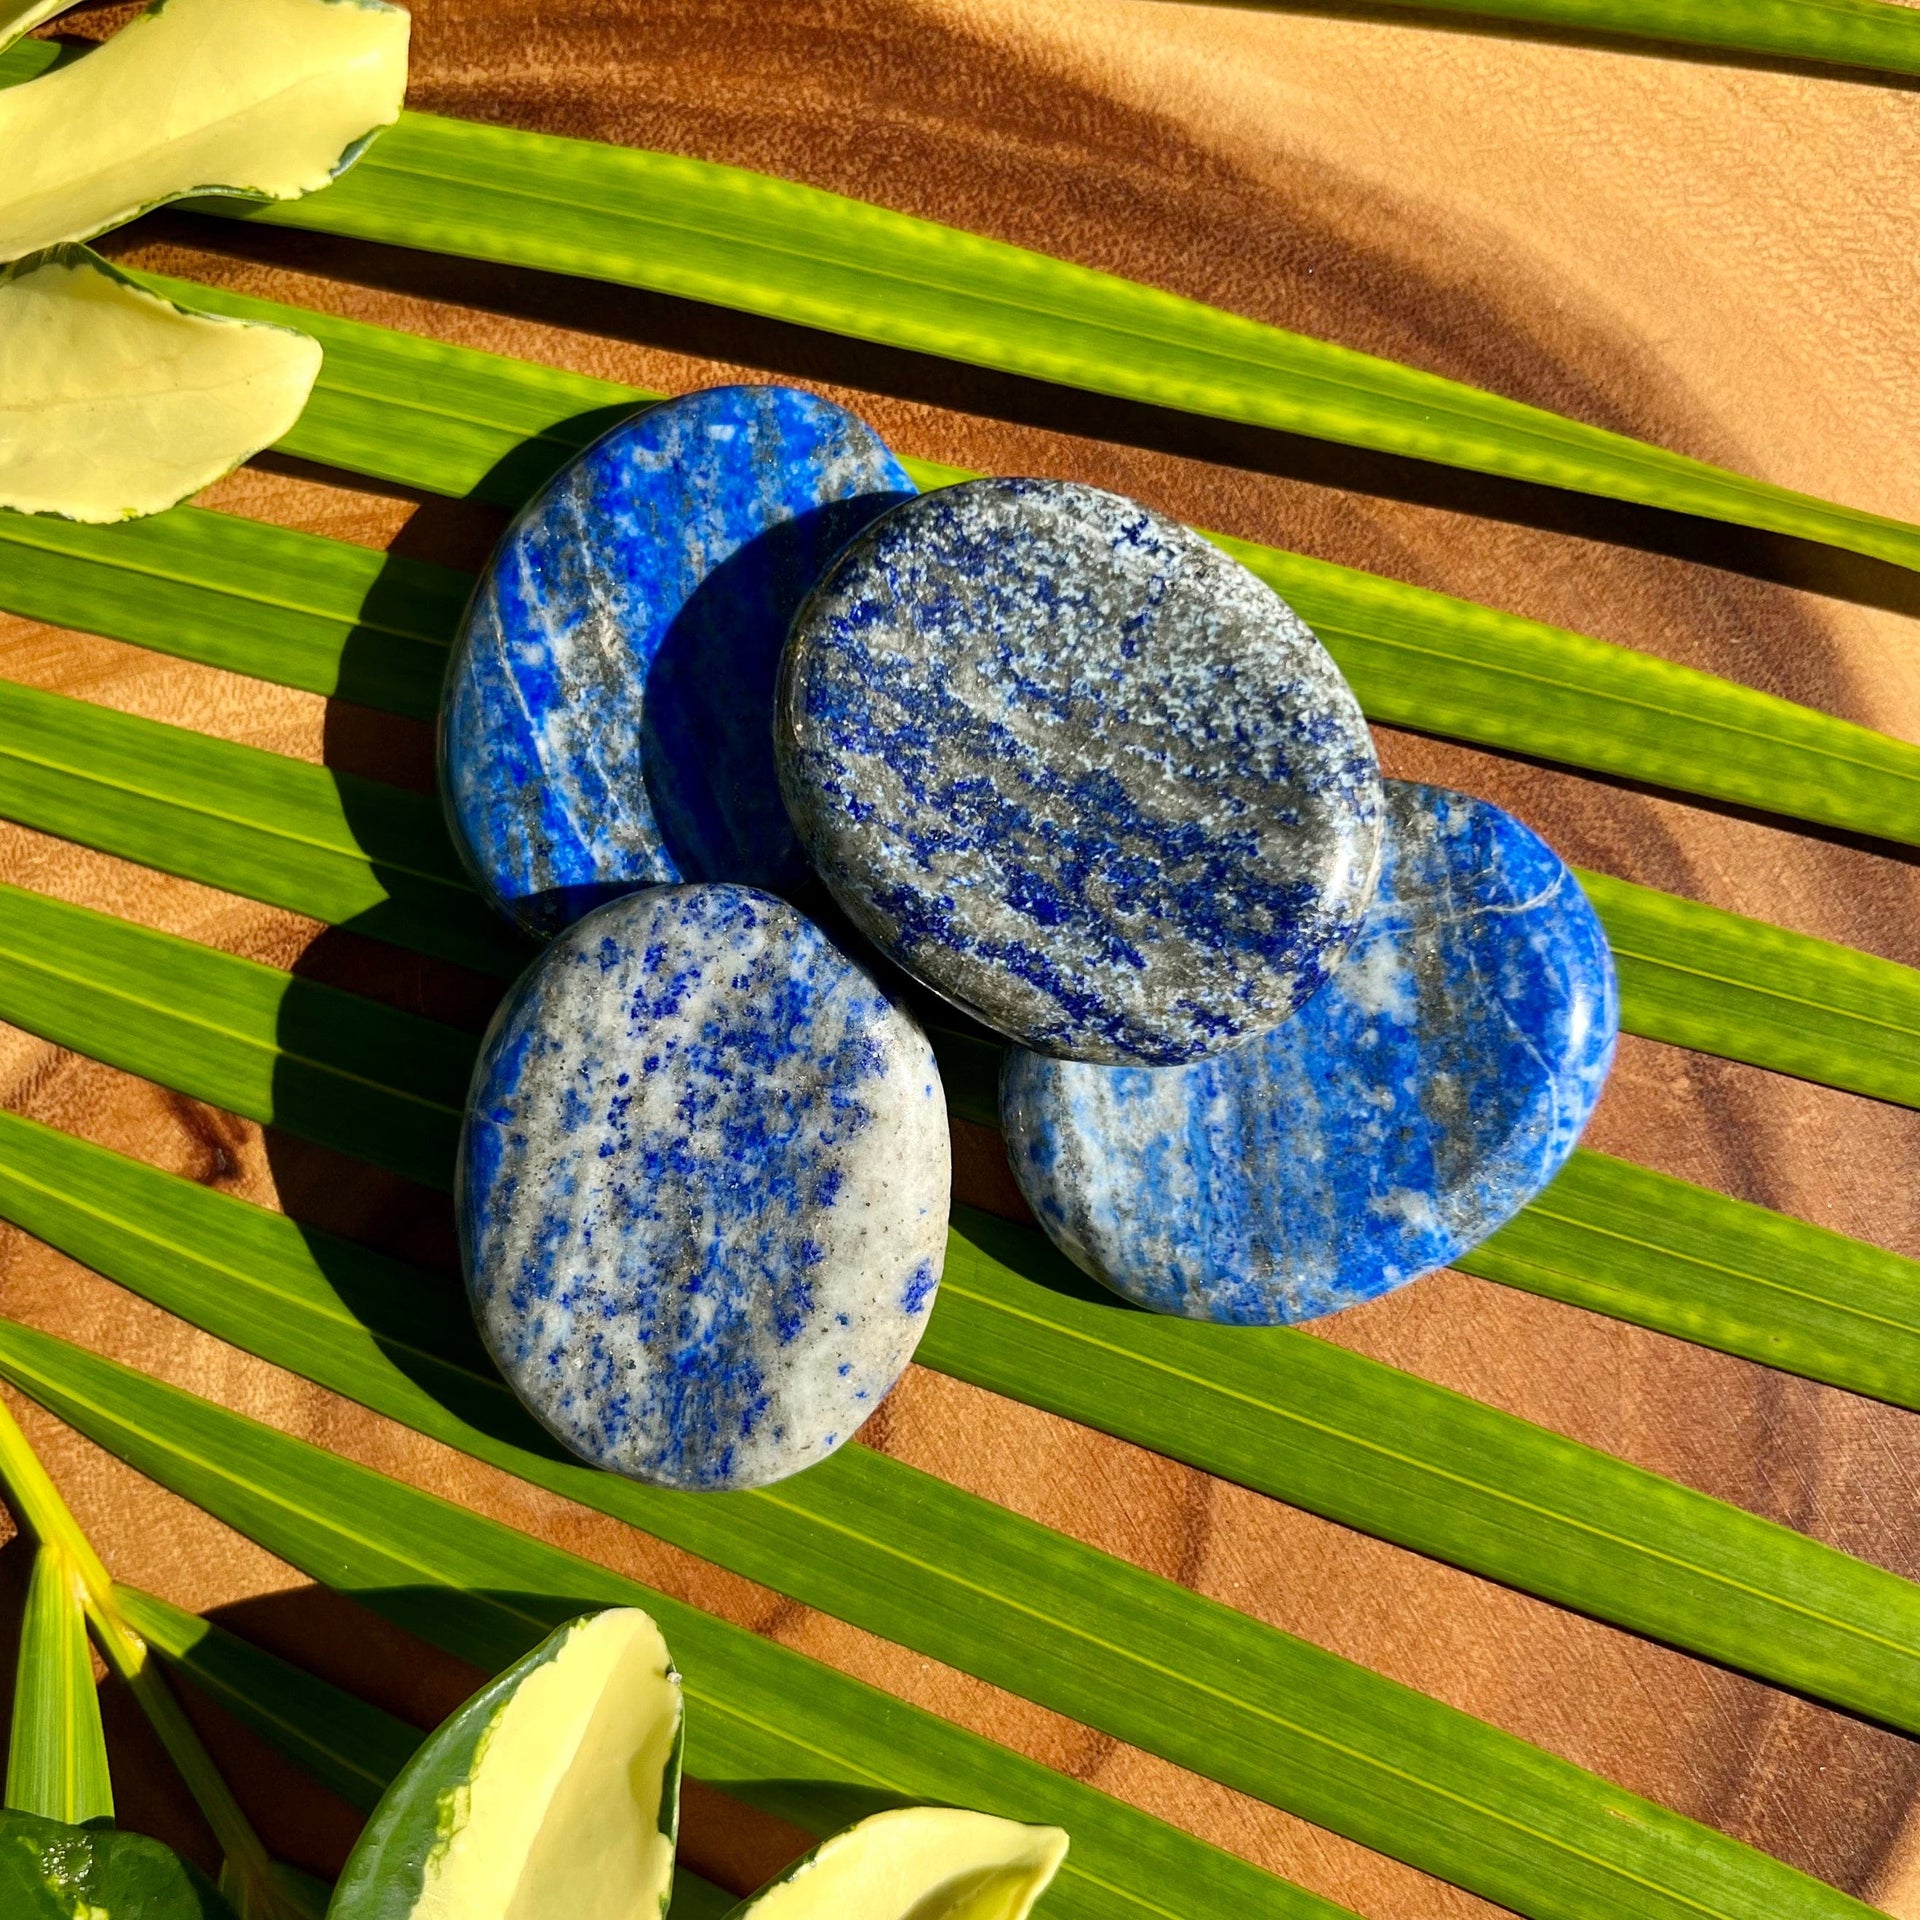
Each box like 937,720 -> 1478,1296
0,725 -> 465,893
938,1271 -> 1920,1658
0,940 -> 462,1121
340,131 -> 1912,547
0,517 -> 451,648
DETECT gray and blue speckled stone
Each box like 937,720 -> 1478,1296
1000,783 -> 1618,1324
442,385 -> 914,938
777,477 -> 1383,1067
458,884 -> 950,1491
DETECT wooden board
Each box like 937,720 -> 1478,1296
4,1 -> 1920,1912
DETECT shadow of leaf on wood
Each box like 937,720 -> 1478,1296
195,1580 -> 849,1898
139,209 -> 1920,628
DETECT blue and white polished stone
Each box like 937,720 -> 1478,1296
777,476 -> 1384,1067
443,385 -> 915,937
1000,783 -> 1618,1324
459,885 -> 950,1491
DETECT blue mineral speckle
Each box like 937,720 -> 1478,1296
1000,783 -> 1618,1323
777,477 -> 1383,1066
442,385 -> 915,937
458,884 -> 950,1489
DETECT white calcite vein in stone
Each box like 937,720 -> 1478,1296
459,884 -> 950,1490
776,476 -> 1384,1068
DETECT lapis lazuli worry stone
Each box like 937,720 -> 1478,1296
459,884 -> 950,1491
777,477 -> 1383,1067
1000,783 -> 1618,1324
442,385 -> 914,937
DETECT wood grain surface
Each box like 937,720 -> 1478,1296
6,2 -> 1920,1913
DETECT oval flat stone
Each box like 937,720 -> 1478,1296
1000,783 -> 1617,1324
777,476 -> 1383,1066
459,884 -> 950,1490
443,385 -> 914,937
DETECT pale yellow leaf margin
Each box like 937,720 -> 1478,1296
0,0 -> 411,261
0,248 -> 321,521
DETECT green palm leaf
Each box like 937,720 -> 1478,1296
0,506 -> 464,719
0,1317 -> 1363,1920
115,1584 -> 415,1817
0,35 -> 1891,578
1243,0 -> 1920,77
6,998 -> 1920,1740
0,1316 -> 1880,1920
17,268 -> 1920,853
116,1584 -> 738,1920
7,847 -> 1920,1407
0,882 -> 470,1188
4,1543 -> 112,1826
924,1018 -> 1920,1405
0,680 -> 521,976
217,117 -> 1920,579
1581,870 -> 1920,1105
5,685 -> 1918,1117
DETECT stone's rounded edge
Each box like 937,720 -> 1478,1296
457,882 -> 951,1491
437,393 -> 671,942
441,384 -> 917,943
775,473 -> 1386,1069
998,781 -> 1617,1327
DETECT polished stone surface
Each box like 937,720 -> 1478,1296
444,385 -> 914,937
459,885 -> 950,1490
777,476 -> 1383,1067
1000,782 -> 1618,1323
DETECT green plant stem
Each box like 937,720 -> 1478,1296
5,1542 -> 112,1825
0,1394 -> 293,1916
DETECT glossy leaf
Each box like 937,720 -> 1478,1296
0,0 -> 78,54
0,1318 -> 1878,1920
20,264 -> 1920,855
0,0 -> 408,261
723,1809 -> 1066,1920
4,1544 -> 112,1826
113,1585 -> 775,1920
0,248 -> 319,522
0,1807 -> 234,1919
6,1094 -> 1920,1765
332,1610 -> 681,1920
